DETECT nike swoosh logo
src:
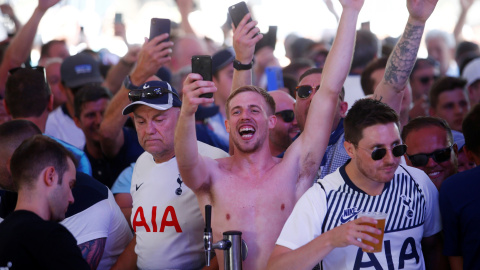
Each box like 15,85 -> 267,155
143,84 -> 149,89
340,210 -> 360,223
136,183 -> 144,191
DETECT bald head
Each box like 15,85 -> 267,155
269,91 -> 299,156
0,120 -> 42,190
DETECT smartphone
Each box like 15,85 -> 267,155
265,66 -> 284,91
192,55 -> 213,98
114,13 -> 123,24
228,1 -> 252,29
149,18 -> 171,42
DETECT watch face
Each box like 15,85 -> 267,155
234,60 -> 252,70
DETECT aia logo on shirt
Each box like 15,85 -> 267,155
133,206 -> 182,233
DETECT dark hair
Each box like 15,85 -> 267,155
74,85 -> 112,118
0,120 -> 42,150
401,116 -> 453,145
40,39 -> 67,59
5,68 -> 51,118
351,30 -> 379,71
344,98 -> 399,145
298,68 -> 345,101
361,57 -> 388,95
226,85 -> 275,118
410,58 -> 437,79
299,67 -> 323,82
462,103 -> 480,156
282,58 -> 315,79
429,76 -> 467,109
282,74 -> 298,98
10,135 -> 77,189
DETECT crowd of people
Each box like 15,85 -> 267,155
0,0 -> 480,269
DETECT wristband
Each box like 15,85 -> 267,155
123,75 -> 140,90
233,59 -> 253,70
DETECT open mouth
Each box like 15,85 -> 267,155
239,125 -> 256,139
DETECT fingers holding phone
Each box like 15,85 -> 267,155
182,73 -> 216,115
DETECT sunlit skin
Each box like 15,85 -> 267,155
226,91 -> 276,154
48,158 -> 76,222
133,105 -> 179,163
404,126 -> 458,190
344,123 -> 403,196
430,89 -> 470,132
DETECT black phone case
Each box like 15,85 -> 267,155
149,18 -> 171,41
228,1 -> 251,29
192,55 -> 213,98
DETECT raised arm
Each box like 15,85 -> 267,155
453,0 -> 473,44
103,45 -> 140,94
99,34 -> 172,157
287,0 -> 363,195
373,0 -> 438,113
231,13 -> 262,92
174,73 -> 217,191
0,0 -> 60,96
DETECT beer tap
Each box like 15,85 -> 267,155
204,205 -> 248,270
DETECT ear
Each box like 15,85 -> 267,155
344,140 -> 356,159
225,118 -> 230,134
268,114 -> 277,129
43,166 -> 57,187
339,101 -> 348,118
3,99 -> 11,116
47,95 -> 54,112
453,143 -> 459,157
73,116 -> 82,129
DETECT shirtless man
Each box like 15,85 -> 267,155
174,0 -> 363,268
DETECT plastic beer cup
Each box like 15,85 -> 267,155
357,212 -> 387,253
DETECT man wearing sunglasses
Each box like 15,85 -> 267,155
268,90 -> 299,157
402,117 -> 458,190
271,98 -> 442,270
439,103 -> 480,270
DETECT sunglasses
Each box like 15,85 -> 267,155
407,145 -> 453,167
417,75 -> 438,85
8,66 -> 47,82
357,144 -> 408,161
128,87 -> 180,102
295,85 -> 320,99
275,110 -> 295,123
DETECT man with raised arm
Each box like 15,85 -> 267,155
174,0 -> 362,268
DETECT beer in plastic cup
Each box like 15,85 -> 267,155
357,212 -> 387,253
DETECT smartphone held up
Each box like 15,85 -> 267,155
191,55 -> 213,98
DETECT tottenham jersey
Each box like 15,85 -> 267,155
277,162 -> 441,270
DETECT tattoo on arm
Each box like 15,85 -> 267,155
384,22 -> 424,88
78,237 -> 107,270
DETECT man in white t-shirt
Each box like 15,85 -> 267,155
117,80 -> 228,269
269,98 -> 444,270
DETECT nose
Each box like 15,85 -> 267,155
68,189 -> 75,205
424,156 -> 437,168
146,121 -> 156,134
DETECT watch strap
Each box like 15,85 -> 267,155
233,59 -> 253,70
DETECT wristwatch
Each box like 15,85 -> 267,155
233,59 -> 253,70
123,75 -> 140,90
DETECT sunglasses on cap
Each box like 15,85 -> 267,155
275,110 -> 295,123
295,85 -> 320,99
417,75 -> 438,85
357,144 -> 408,161
407,145 -> 453,167
128,87 -> 180,102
